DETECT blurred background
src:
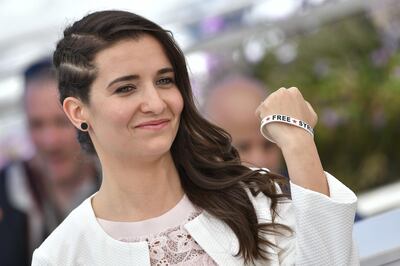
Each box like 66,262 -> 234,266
1,0 -> 400,264
0,0 -> 399,220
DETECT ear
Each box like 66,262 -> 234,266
63,97 -> 88,130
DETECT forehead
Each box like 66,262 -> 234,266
94,35 -> 171,76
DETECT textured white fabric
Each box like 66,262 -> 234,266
32,172 -> 359,266
274,173 -> 359,266
97,195 -> 217,265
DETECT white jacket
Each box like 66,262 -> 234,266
32,173 -> 359,266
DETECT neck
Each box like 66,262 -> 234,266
93,152 -> 184,222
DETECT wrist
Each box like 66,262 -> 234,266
279,132 -> 316,154
260,114 -> 314,145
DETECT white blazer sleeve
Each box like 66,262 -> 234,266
276,172 -> 359,265
31,249 -> 53,266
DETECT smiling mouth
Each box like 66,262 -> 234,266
135,119 -> 170,130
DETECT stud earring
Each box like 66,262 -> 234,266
80,122 -> 89,131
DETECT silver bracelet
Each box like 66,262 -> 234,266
260,114 -> 314,143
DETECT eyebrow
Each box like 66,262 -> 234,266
158,67 -> 174,75
106,67 -> 175,89
107,75 -> 138,89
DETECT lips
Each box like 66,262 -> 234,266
135,119 -> 170,129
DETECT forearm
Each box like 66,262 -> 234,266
280,133 -> 329,196
255,87 -> 330,196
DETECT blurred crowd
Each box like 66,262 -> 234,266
0,0 -> 400,264
0,59 -> 100,265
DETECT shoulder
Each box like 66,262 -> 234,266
0,161 -> 26,205
0,161 -> 22,182
38,198 -> 92,245
33,197 -> 95,264
0,160 -> 14,174
0,162 -> 30,266
0,163 -> 10,201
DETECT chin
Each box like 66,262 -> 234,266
141,140 -> 174,157
48,166 -> 75,183
48,173 -> 75,185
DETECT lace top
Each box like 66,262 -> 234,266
97,195 -> 217,266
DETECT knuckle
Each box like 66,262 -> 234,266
288,87 -> 299,93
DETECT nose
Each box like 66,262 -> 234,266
33,125 -> 63,155
41,126 -> 63,149
140,83 -> 166,114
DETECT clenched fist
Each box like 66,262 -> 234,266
255,87 -> 318,148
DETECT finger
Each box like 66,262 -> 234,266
255,105 -> 261,117
305,101 -> 316,116
255,97 -> 268,116
288,87 -> 304,99
305,100 -> 318,126
255,101 -> 263,117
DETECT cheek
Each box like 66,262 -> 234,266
91,100 -> 134,128
30,132 -> 43,147
29,127 -> 39,140
29,128 -> 48,146
63,129 -> 80,145
170,89 -> 184,115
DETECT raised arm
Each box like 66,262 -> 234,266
256,87 -> 358,265
256,87 -> 329,196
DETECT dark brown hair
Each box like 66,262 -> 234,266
53,10 -> 290,263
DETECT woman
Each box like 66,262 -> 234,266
32,10 -> 358,266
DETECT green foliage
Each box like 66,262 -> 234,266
254,13 -> 400,192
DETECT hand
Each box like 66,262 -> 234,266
255,87 -> 318,148
256,87 -> 328,196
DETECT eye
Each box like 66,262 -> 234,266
156,77 -> 174,86
115,85 -> 135,94
55,117 -> 72,128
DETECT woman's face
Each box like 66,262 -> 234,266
84,35 -> 184,160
